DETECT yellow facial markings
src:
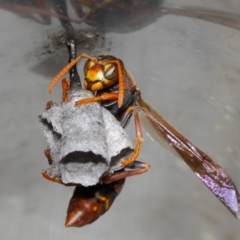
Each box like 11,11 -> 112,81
89,61 -> 95,68
96,71 -> 104,81
87,68 -> 104,81
104,63 -> 113,72
86,63 -> 105,82
90,82 -> 104,91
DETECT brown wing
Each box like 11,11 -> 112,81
160,6 -> 240,31
137,97 -> 240,218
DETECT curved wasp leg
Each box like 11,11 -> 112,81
45,100 -> 56,110
62,78 -> 70,102
120,106 -> 143,167
117,101 -> 134,127
44,148 -> 53,165
65,179 -> 125,227
102,161 -> 150,184
48,53 -> 96,94
42,170 -> 64,184
42,147 -> 75,186
75,92 -> 119,106
42,170 -> 77,186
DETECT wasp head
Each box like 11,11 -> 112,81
83,55 -> 119,91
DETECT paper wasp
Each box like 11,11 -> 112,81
48,50 -> 240,221
42,41 -> 149,227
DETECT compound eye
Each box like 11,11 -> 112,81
104,63 -> 118,80
83,60 -> 94,75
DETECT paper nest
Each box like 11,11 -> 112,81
39,89 -> 134,186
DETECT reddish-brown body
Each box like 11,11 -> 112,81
65,179 -> 125,227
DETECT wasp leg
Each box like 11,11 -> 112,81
75,93 -> 119,106
104,59 -> 125,108
117,104 -> 133,127
102,161 -> 150,184
45,101 -> 56,110
62,78 -> 70,102
44,148 -> 53,165
120,106 -> 143,167
42,170 -> 64,184
42,170 -> 77,186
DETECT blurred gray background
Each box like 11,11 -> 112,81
1,0 -> 240,239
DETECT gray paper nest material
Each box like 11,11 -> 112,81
39,89 -> 134,186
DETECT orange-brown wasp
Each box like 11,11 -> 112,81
41,40 -> 150,227
48,52 -> 240,219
